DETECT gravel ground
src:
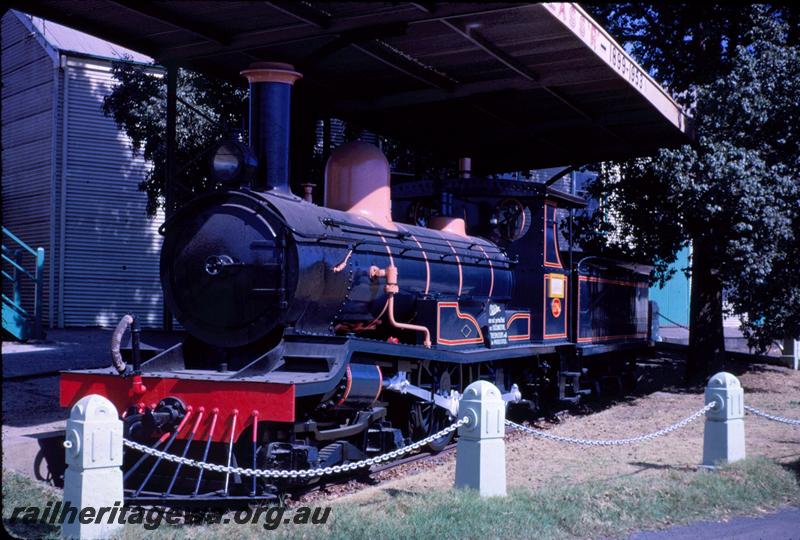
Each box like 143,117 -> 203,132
297,354 -> 800,509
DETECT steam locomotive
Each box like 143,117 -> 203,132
59,63 -> 654,504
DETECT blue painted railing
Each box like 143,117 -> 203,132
2,226 -> 45,340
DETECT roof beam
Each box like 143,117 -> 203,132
440,19 -> 630,146
298,21 -> 409,69
352,41 -> 456,90
545,165 -> 580,186
109,0 -> 232,45
440,21 -> 539,82
338,76 -> 541,111
209,2 -> 454,92
156,3 -> 526,61
409,2 -> 437,15
265,0 -> 332,29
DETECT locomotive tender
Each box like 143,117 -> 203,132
60,62 -> 653,503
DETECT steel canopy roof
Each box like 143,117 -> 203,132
14,1 -> 692,172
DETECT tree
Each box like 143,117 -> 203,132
575,9 -> 800,380
103,62 -> 247,216
587,4 -> 800,104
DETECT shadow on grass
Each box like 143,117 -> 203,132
624,462 -> 696,474
779,457 -> 800,484
3,517 -> 60,540
381,488 -> 419,499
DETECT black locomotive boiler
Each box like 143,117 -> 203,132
60,62 -> 654,504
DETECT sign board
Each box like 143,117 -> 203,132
486,303 -> 508,347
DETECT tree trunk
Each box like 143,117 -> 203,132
687,237 -> 726,384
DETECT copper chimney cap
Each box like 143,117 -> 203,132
240,62 -> 302,85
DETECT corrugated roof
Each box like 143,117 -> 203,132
17,10 -> 152,64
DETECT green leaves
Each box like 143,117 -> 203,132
102,60 -> 247,216
576,7 -> 800,350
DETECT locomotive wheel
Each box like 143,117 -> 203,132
408,361 -> 460,452
409,401 -> 454,452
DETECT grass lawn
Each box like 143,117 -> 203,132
3,457 -> 799,539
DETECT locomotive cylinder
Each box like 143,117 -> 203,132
332,364 -> 383,410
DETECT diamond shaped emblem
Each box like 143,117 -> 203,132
461,325 -> 472,337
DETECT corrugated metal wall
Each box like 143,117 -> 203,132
60,57 -> 164,328
4,12 -> 191,331
1,12 -> 57,326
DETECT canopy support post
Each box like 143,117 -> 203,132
163,63 -> 177,331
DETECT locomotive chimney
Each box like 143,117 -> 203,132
240,62 -> 302,193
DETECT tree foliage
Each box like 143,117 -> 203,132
102,63 -> 247,216
575,8 -> 800,355
588,4 -> 800,103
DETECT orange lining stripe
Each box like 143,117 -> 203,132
552,206 -> 562,267
335,365 -> 352,407
543,274 -> 568,339
444,238 -> 463,297
437,301 -> 484,345
377,232 -> 395,266
506,312 -> 531,341
544,203 -> 563,268
477,244 -> 494,297
397,224 -> 430,295
372,365 -> 383,406
410,233 -> 430,295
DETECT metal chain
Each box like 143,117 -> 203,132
505,403 -> 715,446
744,405 -> 800,426
122,416 -> 469,478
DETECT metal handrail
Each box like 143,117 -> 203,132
2,293 -> 30,316
2,226 -> 45,339
2,226 -> 38,257
2,251 -> 37,282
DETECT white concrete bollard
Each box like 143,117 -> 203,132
62,394 -> 124,540
702,372 -> 746,467
454,380 -> 506,497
